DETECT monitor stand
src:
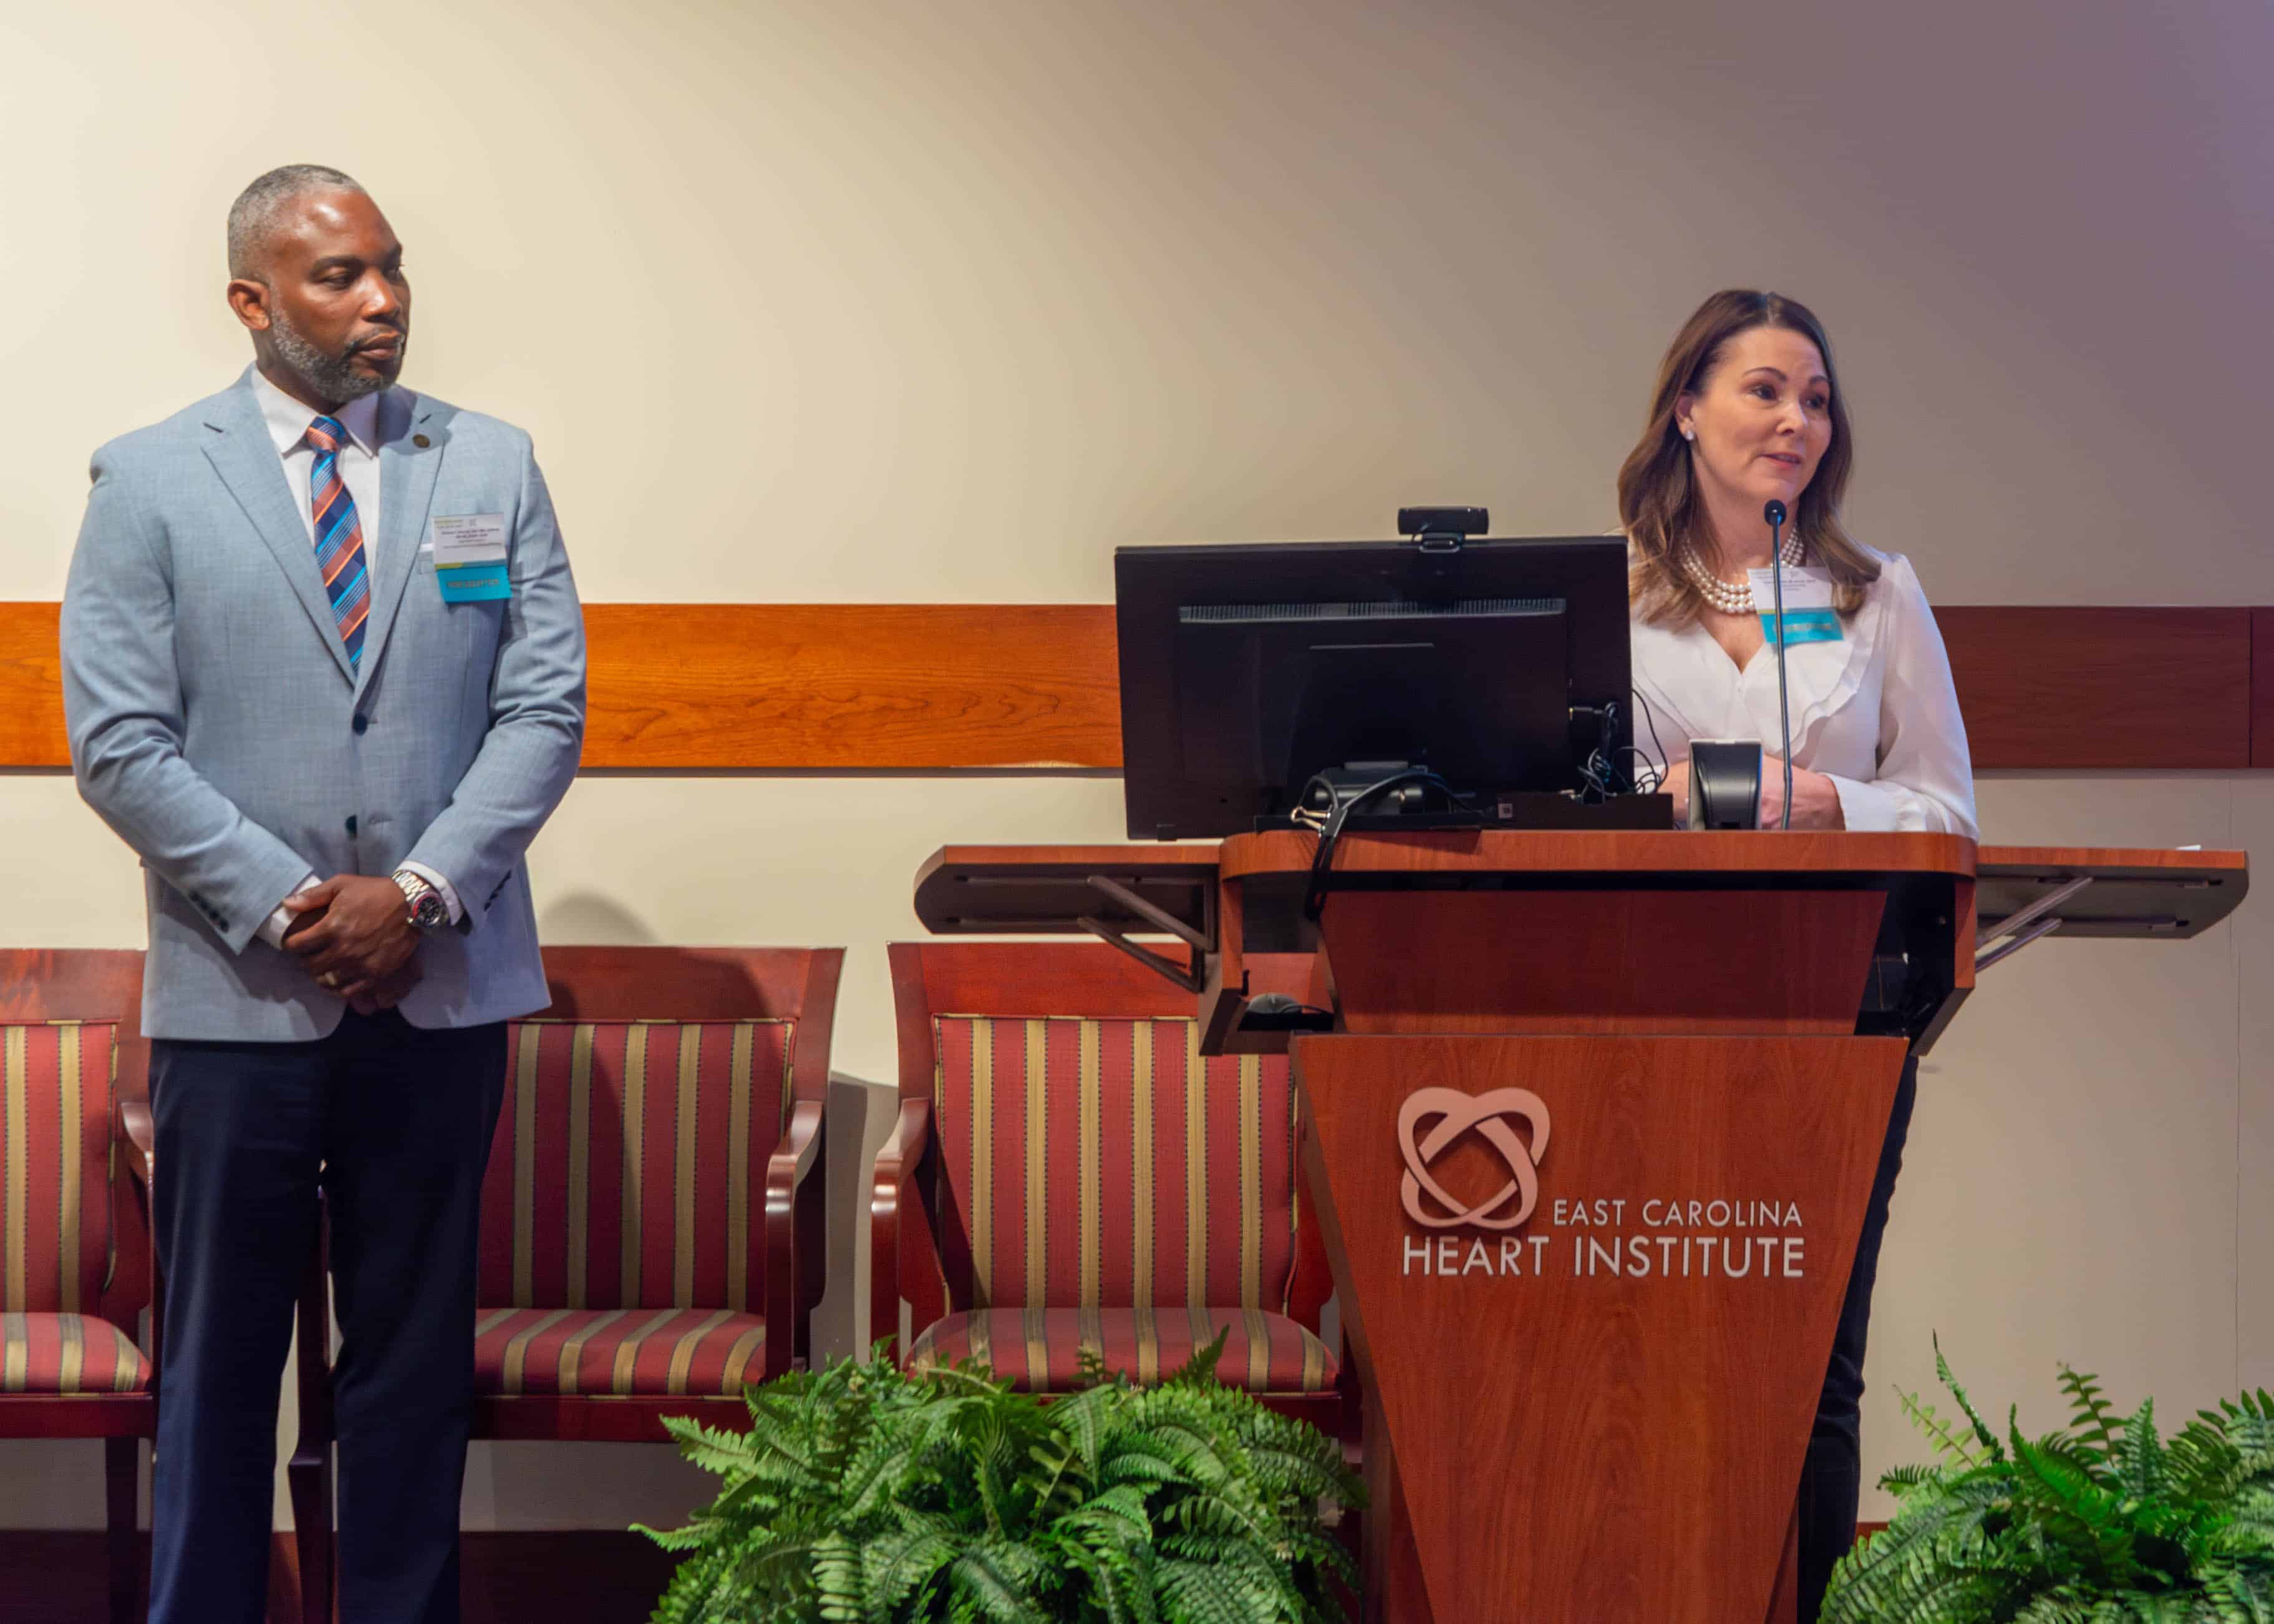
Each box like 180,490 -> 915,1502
1255,786 -> 1672,835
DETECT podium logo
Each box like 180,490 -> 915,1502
1398,1088 -> 1552,1231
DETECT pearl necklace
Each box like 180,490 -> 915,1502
1678,535 -> 1807,616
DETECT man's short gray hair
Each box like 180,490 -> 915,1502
227,164 -> 366,280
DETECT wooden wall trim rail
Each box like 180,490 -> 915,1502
2253,609 -> 2274,769
3,600 -> 2264,772
1935,607 -> 2253,770
0,601 -> 62,768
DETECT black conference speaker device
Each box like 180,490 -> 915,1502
1688,740 -> 1764,830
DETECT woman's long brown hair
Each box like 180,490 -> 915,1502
1619,289 -> 1878,627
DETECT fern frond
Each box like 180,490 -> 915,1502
2063,1366 -> 2124,1461
2119,1400 -> 2171,1504
1936,1334 -> 2006,1461
945,1540 -> 1055,1623
1158,1555 -> 1270,1624
634,1345 -> 1362,1623
1900,1387 -> 1988,1469
1829,1348 -> 2274,1624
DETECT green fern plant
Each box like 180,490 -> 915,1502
1823,1338 -> 2274,1622
636,1330 -> 1363,1623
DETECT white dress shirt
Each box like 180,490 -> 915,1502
1628,545 -> 1978,838
248,369 -> 463,947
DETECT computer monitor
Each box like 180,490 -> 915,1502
1115,534 -> 1639,841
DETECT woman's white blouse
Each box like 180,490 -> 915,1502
1628,548 -> 1978,838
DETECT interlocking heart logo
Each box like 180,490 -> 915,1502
1398,1087 -> 1552,1231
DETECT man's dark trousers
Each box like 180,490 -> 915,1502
147,1011 -> 507,1624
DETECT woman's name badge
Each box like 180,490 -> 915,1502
429,515 -> 511,603
1748,566 -> 1841,646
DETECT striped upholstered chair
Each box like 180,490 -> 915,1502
290,944 -> 843,1608
872,942 -> 1347,1431
468,947 -> 844,1436
0,950 -> 157,1624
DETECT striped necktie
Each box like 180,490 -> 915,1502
305,414 -> 369,670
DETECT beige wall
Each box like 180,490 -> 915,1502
2,0 -> 2267,1534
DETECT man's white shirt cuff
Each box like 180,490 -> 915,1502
258,873 -> 323,950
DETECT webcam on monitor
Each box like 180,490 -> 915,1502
1396,506 -> 1490,548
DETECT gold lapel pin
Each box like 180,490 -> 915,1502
412,432 -> 431,448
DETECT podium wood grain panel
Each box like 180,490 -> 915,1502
2,599 -> 2264,770
1318,888 -> 1888,1035
1299,1033 -> 1907,1624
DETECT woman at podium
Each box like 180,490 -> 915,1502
1618,288 -> 1978,1618
1622,289 -> 1974,838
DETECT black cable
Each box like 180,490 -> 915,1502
1292,772 -> 1340,829
1569,700 -> 1640,803
1612,745 -> 1663,793
1632,685 -> 1670,788
1300,766 -> 1459,923
1580,747 -> 1632,801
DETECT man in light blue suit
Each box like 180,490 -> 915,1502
61,164 -> 585,1624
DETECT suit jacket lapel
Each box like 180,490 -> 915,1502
356,389 -> 444,698
200,372 -> 356,687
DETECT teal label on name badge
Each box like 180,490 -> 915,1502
1746,567 -> 1841,647
1759,607 -> 1842,646
437,561 -> 512,602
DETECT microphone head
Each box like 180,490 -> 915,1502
1763,500 -> 1788,528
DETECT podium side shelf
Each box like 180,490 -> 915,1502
1975,846 -> 2247,971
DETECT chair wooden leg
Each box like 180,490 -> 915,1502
286,1448 -> 333,1624
288,1199 -> 336,1624
104,1436 -> 140,1624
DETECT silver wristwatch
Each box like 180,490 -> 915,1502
392,869 -> 450,931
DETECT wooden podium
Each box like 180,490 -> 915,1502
911,833 -> 2247,1623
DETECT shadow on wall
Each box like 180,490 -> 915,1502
819,1072 -> 898,1363
536,891 -> 658,946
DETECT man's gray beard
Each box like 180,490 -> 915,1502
267,306 -> 402,404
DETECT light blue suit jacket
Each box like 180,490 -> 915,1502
61,369 -> 587,1042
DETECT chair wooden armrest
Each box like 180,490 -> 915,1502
768,1098 -> 825,1194
869,1098 -> 945,1362
761,1099 -> 826,1382
119,1100 -> 155,1206
115,1100 -> 163,1387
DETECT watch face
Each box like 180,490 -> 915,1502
413,894 -> 449,928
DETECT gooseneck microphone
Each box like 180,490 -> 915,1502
1764,499 -> 1794,830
